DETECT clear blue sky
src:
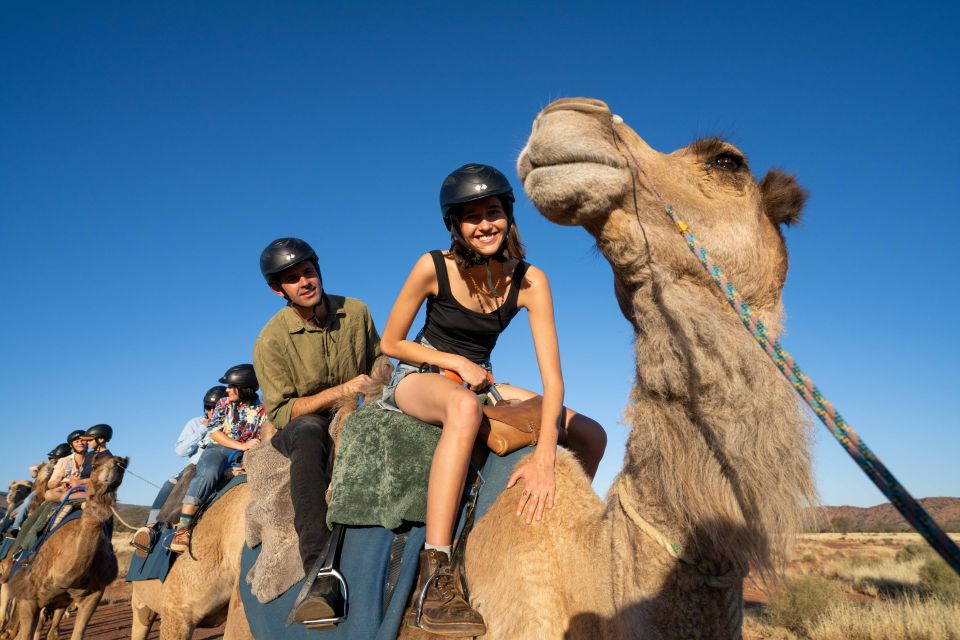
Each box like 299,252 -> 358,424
2,1 -> 957,510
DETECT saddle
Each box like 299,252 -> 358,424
480,394 -> 569,455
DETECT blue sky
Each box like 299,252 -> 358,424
2,1 -> 957,511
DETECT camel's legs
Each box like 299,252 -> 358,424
13,598 -> 38,640
130,595 -> 157,640
42,607 -> 63,640
67,591 -> 102,640
0,583 -> 10,630
157,609 -> 195,640
221,579 -> 252,640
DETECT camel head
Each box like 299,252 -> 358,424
520,98 -> 816,581
518,97 -> 806,333
32,460 -> 56,495
87,455 -> 128,501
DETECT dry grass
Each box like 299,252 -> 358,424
805,595 -> 960,640
745,533 -> 960,640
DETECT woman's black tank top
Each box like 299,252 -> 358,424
419,250 -> 529,364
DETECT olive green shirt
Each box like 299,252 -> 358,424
253,294 -> 381,429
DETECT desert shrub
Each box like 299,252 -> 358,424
764,576 -> 842,633
895,543 -> 927,564
802,553 -> 816,563
941,520 -> 960,533
845,554 -> 874,568
918,556 -> 960,601
830,516 -> 855,535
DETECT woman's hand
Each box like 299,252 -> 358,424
451,357 -> 490,391
506,454 -> 557,524
242,438 -> 262,451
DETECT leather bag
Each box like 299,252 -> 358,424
480,396 -> 543,456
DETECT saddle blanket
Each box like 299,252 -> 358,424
239,447 -> 525,639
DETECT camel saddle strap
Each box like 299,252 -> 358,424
480,395 -> 567,456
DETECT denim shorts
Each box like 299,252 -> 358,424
379,336 -> 493,412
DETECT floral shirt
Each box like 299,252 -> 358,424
202,397 -> 266,445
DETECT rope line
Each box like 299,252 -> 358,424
612,127 -> 960,576
110,506 -> 140,531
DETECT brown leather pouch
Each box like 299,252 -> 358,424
480,396 -> 543,456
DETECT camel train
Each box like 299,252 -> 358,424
0,455 -> 128,640
125,96 -> 816,640
5,96 -> 816,639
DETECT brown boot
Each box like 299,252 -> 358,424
410,549 -> 485,637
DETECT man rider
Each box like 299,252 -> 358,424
45,430 -> 89,501
253,237 -> 381,624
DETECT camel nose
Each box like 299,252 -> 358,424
539,97 -> 611,117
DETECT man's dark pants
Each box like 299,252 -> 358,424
270,413 -> 334,575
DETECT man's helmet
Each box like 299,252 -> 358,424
203,385 -> 228,411
219,364 -> 259,391
259,238 -> 319,285
67,429 -> 86,444
48,443 -> 72,460
440,163 -> 515,230
85,424 -> 113,441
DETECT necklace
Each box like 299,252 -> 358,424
465,265 -> 504,313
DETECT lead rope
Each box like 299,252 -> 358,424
611,124 -> 960,576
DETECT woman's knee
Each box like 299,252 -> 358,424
443,391 -> 482,433
570,414 -> 607,455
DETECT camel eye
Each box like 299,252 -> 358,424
711,153 -> 743,172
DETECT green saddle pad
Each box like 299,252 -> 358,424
327,403 -> 441,530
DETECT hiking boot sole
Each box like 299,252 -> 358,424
414,616 -> 486,637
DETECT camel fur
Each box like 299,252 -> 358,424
453,98 -> 816,640
3,455 -> 127,640
0,460 -> 56,634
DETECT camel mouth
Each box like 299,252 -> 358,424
519,151 -> 625,185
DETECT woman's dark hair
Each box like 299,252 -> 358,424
447,199 -> 526,272
236,386 -> 260,406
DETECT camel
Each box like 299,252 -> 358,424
130,480 -> 250,640
455,97 -> 817,639
3,454 -> 127,640
0,460 -> 56,633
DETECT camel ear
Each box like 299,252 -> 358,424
759,169 -> 807,227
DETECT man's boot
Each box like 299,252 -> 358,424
289,575 -> 345,625
410,549 -> 485,637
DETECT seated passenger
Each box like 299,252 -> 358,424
3,443 -> 72,534
132,385 -> 227,551
79,424 -> 114,480
44,430 -> 89,502
380,164 -> 607,636
169,364 -> 269,553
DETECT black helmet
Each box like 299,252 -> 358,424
259,237 -> 318,284
85,424 -> 113,441
67,429 -> 86,444
48,443 -> 71,459
203,385 -> 228,411
219,364 -> 259,391
440,163 -> 515,230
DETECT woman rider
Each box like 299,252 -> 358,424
380,163 -> 607,636
170,364 -> 269,553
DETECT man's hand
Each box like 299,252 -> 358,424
340,374 -> 373,397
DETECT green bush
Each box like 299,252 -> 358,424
764,577 -> 842,633
895,543 -> 927,563
918,557 -> 960,601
